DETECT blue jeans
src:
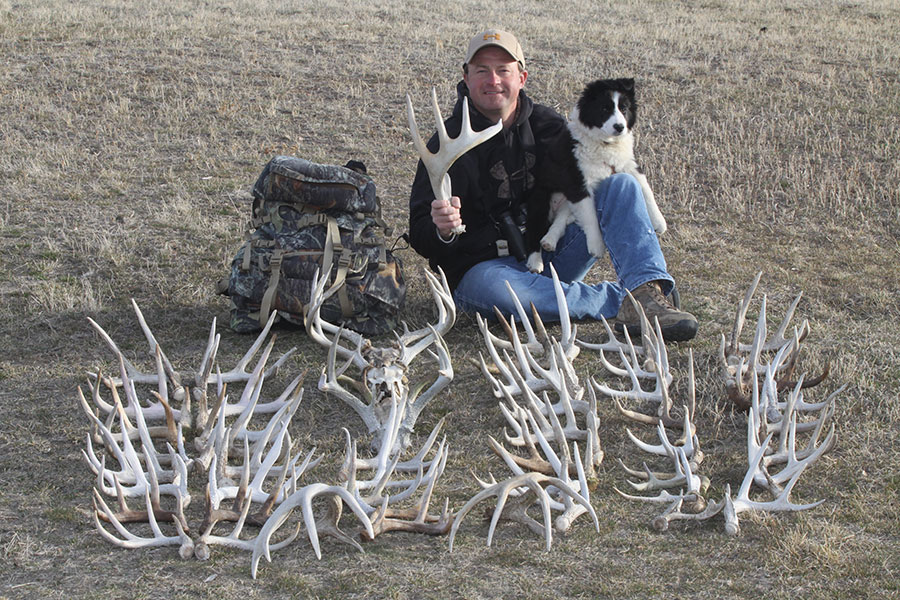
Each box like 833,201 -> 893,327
453,173 -> 674,322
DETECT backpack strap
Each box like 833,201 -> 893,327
323,216 -> 355,318
258,249 -> 284,326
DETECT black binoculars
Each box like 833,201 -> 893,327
496,211 -> 527,262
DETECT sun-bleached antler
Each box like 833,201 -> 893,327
407,87 -> 502,234
92,480 -> 194,559
250,483 -> 374,578
82,343 -> 190,438
192,355 -> 304,472
745,371 -> 837,493
83,356 -> 192,502
87,303 -> 295,418
722,430 -> 826,536
359,438 -> 452,541
338,404 -> 449,514
641,361 -> 838,534
592,317 -> 673,406
449,470 -> 596,551
720,273 -> 828,410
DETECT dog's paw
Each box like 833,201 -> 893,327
652,215 -> 667,235
540,234 -> 558,252
586,236 -> 607,258
526,252 -> 544,273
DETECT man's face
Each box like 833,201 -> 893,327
463,46 -> 527,125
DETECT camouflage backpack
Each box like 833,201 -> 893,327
220,156 -> 406,335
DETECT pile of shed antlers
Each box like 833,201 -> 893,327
80,268 -> 458,578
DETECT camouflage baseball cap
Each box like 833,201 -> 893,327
464,29 -> 525,69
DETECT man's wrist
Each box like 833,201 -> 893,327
437,228 -> 457,243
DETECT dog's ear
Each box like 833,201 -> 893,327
619,78 -> 635,92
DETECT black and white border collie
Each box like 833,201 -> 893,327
524,78 -> 666,273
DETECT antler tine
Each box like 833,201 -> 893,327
130,299 -> 185,400
87,317 -> 162,390
747,295 -> 768,377
305,267 -> 369,368
508,317 -> 553,393
548,264 -> 579,360
632,291 -> 661,357
759,291 -> 804,352
407,89 -> 503,234
502,280 -> 543,353
398,268 -> 456,354
195,317 -> 219,407
729,271 -> 763,355
746,374 -> 771,489
529,303 -> 552,356
475,312 -> 511,382
584,384 -> 604,472
612,395 -> 662,427
87,345 -> 184,428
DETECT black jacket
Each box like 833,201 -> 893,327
408,81 -> 567,289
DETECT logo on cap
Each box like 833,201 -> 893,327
484,33 -> 500,41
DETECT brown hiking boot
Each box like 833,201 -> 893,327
614,281 -> 698,342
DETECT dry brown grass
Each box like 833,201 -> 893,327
1,1 -> 899,598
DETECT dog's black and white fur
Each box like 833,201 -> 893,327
524,78 -> 666,273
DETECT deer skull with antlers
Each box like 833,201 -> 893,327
305,267 -> 456,452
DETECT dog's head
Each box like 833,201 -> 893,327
571,78 -> 637,142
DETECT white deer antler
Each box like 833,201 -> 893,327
250,483 -> 374,578
723,431 -> 826,536
92,478 -> 194,559
87,303 -> 295,416
338,406 -> 448,513
720,273 -> 827,410
407,88 -> 503,234
449,471 -> 595,551
592,317 -> 673,406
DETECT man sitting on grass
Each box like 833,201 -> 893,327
408,28 -> 698,342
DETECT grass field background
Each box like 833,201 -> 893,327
1,1 -> 898,598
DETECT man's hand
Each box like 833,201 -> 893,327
431,196 -> 462,240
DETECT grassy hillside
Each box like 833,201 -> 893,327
1,1 -> 897,598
